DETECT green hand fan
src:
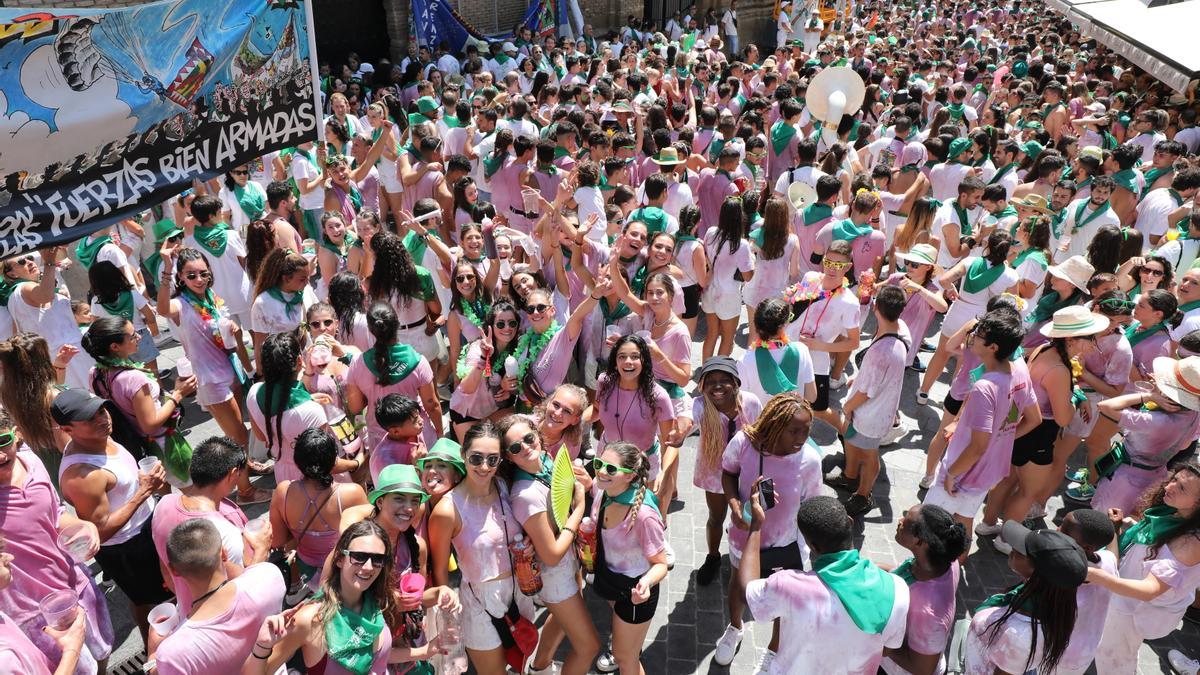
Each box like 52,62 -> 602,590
549,444 -> 575,528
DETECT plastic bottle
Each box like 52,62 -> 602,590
576,517 -> 597,574
510,535 -> 543,595
432,605 -> 468,674
858,269 -> 876,305
504,355 -> 519,378
175,357 -> 192,379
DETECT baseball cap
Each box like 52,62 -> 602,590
1001,521 -> 1088,588
50,388 -> 108,425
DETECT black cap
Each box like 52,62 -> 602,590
1001,521 -> 1088,588
50,388 -> 108,426
695,356 -> 740,385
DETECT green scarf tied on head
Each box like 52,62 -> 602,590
832,218 -> 873,243
99,290 -> 136,322
322,591 -> 385,675
193,222 -> 231,258
255,380 -> 313,414
363,343 -> 422,385
961,258 -> 1006,294
1119,505 -> 1187,555
770,120 -> 798,156
75,235 -> 112,270
812,549 -> 897,634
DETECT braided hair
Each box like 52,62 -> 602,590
602,441 -> 652,528
260,332 -> 303,455
365,301 -> 400,386
743,391 -> 812,456
368,231 -> 422,307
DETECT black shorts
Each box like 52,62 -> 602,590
94,518 -> 170,606
448,408 -> 479,426
593,571 -> 661,625
812,374 -> 831,412
681,284 -> 701,319
943,394 -> 963,417
1012,418 -> 1060,467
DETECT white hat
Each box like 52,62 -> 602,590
1039,306 -> 1109,338
1152,356 -> 1200,411
1047,256 -> 1095,294
503,42 -> 518,53
897,244 -> 938,267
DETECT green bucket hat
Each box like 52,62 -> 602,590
947,137 -> 972,162
1012,60 -> 1029,78
369,464 -> 428,504
416,96 -> 440,115
152,218 -> 184,243
1020,140 -> 1045,162
415,438 -> 466,478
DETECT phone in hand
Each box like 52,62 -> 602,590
759,478 -> 777,510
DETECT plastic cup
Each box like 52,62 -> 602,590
605,326 -> 622,341
138,456 -> 161,474
399,571 -> 425,607
635,330 -> 652,342
57,522 -> 92,564
244,515 -> 269,537
217,318 -> 236,347
39,590 -> 77,631
148,602 -> 180,636
521,189 -> 540,213
1134,380 -> 1154,394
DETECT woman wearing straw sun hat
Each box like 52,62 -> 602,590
1023,254 -> 1094,350
886,243 -> 948,370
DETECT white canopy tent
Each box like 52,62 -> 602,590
1054,0 -> 1200,93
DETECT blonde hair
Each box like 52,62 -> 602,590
698,373 -> 742,476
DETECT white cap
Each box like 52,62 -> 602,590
503,41 -> 517,53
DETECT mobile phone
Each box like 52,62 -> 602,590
759,478 -> 777,510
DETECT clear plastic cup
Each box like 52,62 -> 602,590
39,590 -> 77,631
147,602 -> 179,636
138,456 -> 161,474
605,326 -> 622,341
244,515 -> 269,537
1134,380 -> 1154,394
635,330 -> 652,342
57,522 -> 92,564
521,189 -> 540,213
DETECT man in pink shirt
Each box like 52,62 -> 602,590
696,147 -> 742,236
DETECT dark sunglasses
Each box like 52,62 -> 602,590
184,271 -> 212,281
528,303 -> 551,315
455,274 -> 476,283
467,452 -> 501,468
906,261 -> 925,270
308,318 -> 335,329
13,256 -> 34,266
231,170 -> 250,176
1141,267 -> 1165,277
342,550 -> 387,567
494,319 -> 519,329
593,457 -> 634,476
505,432 -> 536,455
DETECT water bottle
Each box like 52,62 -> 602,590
432,605 -> 468,674
175,357 -> 192,379
504,355 -> 519,378
576,517 -> 597,574
510,534 -> 543,595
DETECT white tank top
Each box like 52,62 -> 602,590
59,444 -> 153,546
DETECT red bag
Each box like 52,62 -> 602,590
487,598 -> 538,672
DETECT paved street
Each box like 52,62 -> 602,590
102,317 -> 1198,674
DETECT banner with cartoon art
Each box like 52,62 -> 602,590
0,0 -> 318,257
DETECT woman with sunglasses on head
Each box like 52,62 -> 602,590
590,335 -> 678,485
1,246 -> 94,389
249,248 -> 316,374
515,283 -> 601,409
249,520 -> 398,674
590,441 -> 669,674
1088,462 -> 1200,675
1117,253 -> 1172,300
447,260 -> 494,378
497,415 -> 600,675
428,422 -> 537,675
450,301 -> 522,442
347,301 -> 442,456
714,391 -> 822,670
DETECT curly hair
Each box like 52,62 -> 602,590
1132,462 -> 1200,560
743,391 -> 812,455
368,231 -> 422,307
598,335 -> 661,420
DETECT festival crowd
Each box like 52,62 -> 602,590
3,0 -> 1200,673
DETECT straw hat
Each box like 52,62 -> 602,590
1047,255 -> 1095,294
897,243 -> 937,266
1152,356 -> 1200,411
650,147 -> 686,165
1039,305 -> 1109,338
1014,194 -> 1054,215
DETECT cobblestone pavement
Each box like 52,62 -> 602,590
103,323 -> 1197,674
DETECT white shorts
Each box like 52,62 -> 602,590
399,326 -> 442,364
701,282 -> 744,321
197,380 -> 235,408
923,481 -> 988,520
379,163 -> 404,194
460,576 -> 537,651
538,553 -> 582,605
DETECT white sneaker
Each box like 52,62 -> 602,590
713,624 -> 743,666
974,521 -> 1002,537
594,651 -> 618,673
664,542 -> 676,570
1169,649 -> 1200,675
880,422 -> 905,447
753,648 -> 777,675
993,536 -> 1013,555
526,662 -> 562,675
829,374 -> 848,389
918,474 -> 936,490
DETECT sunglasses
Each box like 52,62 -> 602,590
342,550 -> 387,567
528,303 -> 551,315
184,271 -> 212,281
308,318 -> 335,329
125,331 -> 142,342
1141,268 -> 1165,277
467,452 -> 501,468
822,259 -> 852,271
231,170 -> 250,176
455,274 -> 476,283
506,432 -> 536,455
13,256 -> 34,266
0,431 -> 14,447
494,319 -> 520,329
906,261 -> 925,270
593,457 -> 635,476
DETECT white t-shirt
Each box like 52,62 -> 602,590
785,273 -> 862,375
183,231 -> 253,317
575,186 -> 608,241
721,10 -> 738,35
737,343 -> 816,405
846,328 -> 910,437
965,606 -> 1042,675
746,569 -> 909,675
249,286 -> 318,336
773,165 -> 829,198
1056,198 -> 1121,262
291,152 -> 326,211
933,201 -> 984,268
1135,187 -> 1186,240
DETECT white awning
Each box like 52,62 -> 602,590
1058,0 -> 1200,93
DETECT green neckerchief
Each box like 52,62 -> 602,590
742,160 -> 759,178
1040,101 -> 1064,120
443,113 -> 463,129
812,549 -> 897,634
656,377 -> 686,399
1126,320 -> 1168,348
1027,289 -> 1083,325
892,558 -> 918,585
952,200 -> 974,238
628,206 -> 669,234
255,380 -> 313,414
1050,208 -> 1068,239
1141,167 -> 1173,201
482,150 -> 506,179
233,182 -> 266,221
0,279 -> 19,308
514,452 -> 553,485
600,297 -> 631,324
1111,169 -> 1139,194
988,162 -> 1017,185
181,287 -> 220,318
75,235 -> 112,270
193,222 -> 231,258
322,590 -> 385,675
401,229 -> 440,265
537,163 -> 558,176
976,582 -> 1035,613
408,112 -> 432,128
770,120 -> 798,156
961,257 -> 1007,294
1119,505 -> 1187,555
96,355 -> 154,377
1166,189 -> 1186,208
362,343 -> 422,385
1013,247 -> 1048,271
990,205 -> 1018,225
946,102 -> 966,121
99,290 -> 135,322
629,264 -> 651,297
321,232 -> 359,259
803,203 -> 835,227
604,484 -> 661,518
1101,130 -> 1119,151
265,286 -> 304,320
492,53 -> 511,65
1072,200 -> 1111,234
708,137 -> 728,162
832,218 -> 873,243
1181,300 -> 1200,314
755,343 -> 801,395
